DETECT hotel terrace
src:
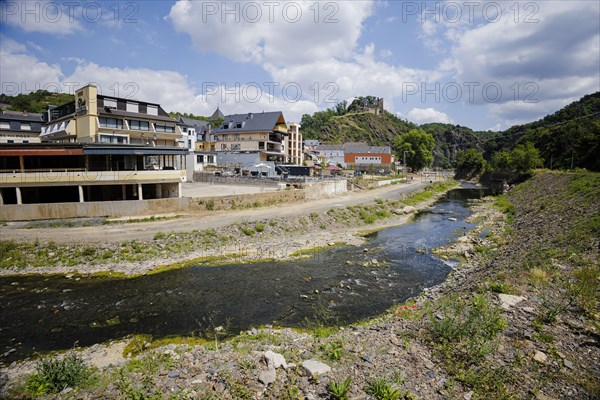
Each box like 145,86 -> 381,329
0,84 -> 188,207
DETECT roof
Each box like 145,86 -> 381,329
210,107 -> 225,120
316,143 -> 391,154
345,145 -> 391,154
213,111 -> 286,134
176,116 -> 210,129
0,111 -> 44,122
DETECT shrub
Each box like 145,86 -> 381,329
25,352 -> 91,395
254,223 -> 265,233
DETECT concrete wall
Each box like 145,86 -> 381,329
304,179 -> 347,199
0,179 -> 347,221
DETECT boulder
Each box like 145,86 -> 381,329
497,293 -> 526,310
301,359 -> 331,376
264,350 -> 287,369
258,368 -> 277,385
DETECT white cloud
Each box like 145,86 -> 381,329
0,36 -> 63,94
404,107 -> 454,124
264,44 -> 439,113
0,0 -> 83,35
169,0 -> 374,66
64,62 -> 318,122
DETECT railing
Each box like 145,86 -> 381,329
0,169 -> 187,185
0,168 -> 86,174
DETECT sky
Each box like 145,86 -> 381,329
1,0 -> 599,131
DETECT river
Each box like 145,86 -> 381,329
0,185 -> 486,364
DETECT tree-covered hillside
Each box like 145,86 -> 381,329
483,92 -> 600,170
301,92 -> 600,171
0,90 -> 73,113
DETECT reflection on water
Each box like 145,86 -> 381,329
0,186 -> 486,364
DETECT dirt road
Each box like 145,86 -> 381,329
1,181 -> 428,244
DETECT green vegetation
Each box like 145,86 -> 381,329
0,90 -> 73,113
455,148 -> 487,177
428,294 -> 506,364
491,142 -> 543,173
394,129 -> 435,172
364,378 -> 407,400
328,376 -> 352,400
23,353 -> 91,396
401,180 -> 457,206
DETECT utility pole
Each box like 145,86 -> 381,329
403,150 -> 406,176
571,151 -> 574,170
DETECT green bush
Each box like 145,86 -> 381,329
25,352 -> 91,395
254,223 -> 265,233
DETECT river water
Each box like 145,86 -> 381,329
0,186 -> 486,364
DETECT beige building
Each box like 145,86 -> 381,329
286,122 -> 303,165
41,84 -> 182,147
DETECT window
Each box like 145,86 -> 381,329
232,144 -> 240,151
155,124 -> 174,133
99,117 -> 124,129
23,140 -> 29,143
0,122 -> 9,129
147,105 -> 158,116
197,155 -> 204,163
99,134 -> 128,144
236,122 -> 243,128
104,98 -> 117,108
7,140 -> 14,143
126,102 -> 139,113
222,123 -> 229,129
258,141 -> 265,149
128,119 -> 149,131
221,143 -> 227,150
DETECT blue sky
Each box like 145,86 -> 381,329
1,0 -> 599,131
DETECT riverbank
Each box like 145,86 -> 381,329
3,171 -> 598,399
0,181 -> 453,277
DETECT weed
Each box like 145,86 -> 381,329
364,378 -> 401,400
485,281 -> 513,294
24,352 -> 91,395
255,223 -> 265,233
123,334 -> 153,358
530,268 -> 550,286
322,340 -> 344,361
153,231 -> 166,240
572,264 -> 600,316
241,226 -> 255,236
428,294 -> 506,364
328,376 -> 352,400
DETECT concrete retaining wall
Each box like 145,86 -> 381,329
0,180 -> 347,221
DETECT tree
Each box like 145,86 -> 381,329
491,142 -> 543,173
394,129 -> 435,172
511,142 -> 543,173
456,148 -> 486,172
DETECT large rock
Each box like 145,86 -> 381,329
264,350 -> 287,369
258,368 -> 277,385
497,293 -> 526,310
301,359 -> 331,376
